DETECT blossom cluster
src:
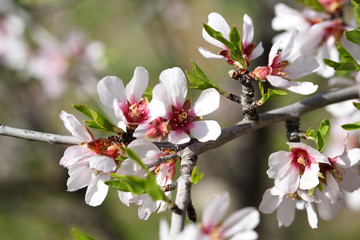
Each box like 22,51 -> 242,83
259,141 -> 360,228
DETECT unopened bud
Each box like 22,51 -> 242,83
228,70 -> 238,78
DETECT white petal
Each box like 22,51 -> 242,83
221,207 -> 259,238
268,41 -> 281,66
125,66 -> 149,104
60,145 -> 91,167
59,111 -> 91,141
127,139 -> 161,164
266,151 -> 292,179
286,55 -> 319,79
159,219 -> 170,240
67,164 -> 93,191
275,165 -> 300,193
266,75 -> 291,88
316,188 -> 339,221
85,173 -> 109,207
193,88 -> 220,116
248,42 -> 264,60
159,67 -> 187,107
277,197 -> 296,227
198,47 -> 225,59
286,81 -> 318,95
242,14 -> 254,45
299,164 -> 320,190
203,12 -> 230,49
305,202 -> 318,229
152,83 -> 172,114
346,148 -> 360,166
113,98 -> 127,122
202,192 -> 230,230
97,76 -> 126,107
229,231 -> 258,240
168,130 -> 190,144
259,188 -> 282,214
272,3 -> 308,31
190,120 -> 221,142
88,155 -> 117,172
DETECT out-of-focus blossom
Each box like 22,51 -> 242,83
318,0 -> 344,13
251,31 -> 319,95
150,67 -> 221,144
199,12 -> 263,65
267,142 -> 329,193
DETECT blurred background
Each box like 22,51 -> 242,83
1,0 -> 360,239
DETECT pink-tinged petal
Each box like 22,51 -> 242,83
315,36 -> 337,78
60,145 -> 91,167
59,111 -> 91,141
193,88 -> 220,116
277,197 -> 296,227
315,188 -> 339,221
305,202 -> 318,229
268,41 -> 281,66
148,98 -> 167,121
66,164 -> 93,191
127,139 -> 161,165
198,47 -> 225,59
275,165 -> 300,193
202,192 -> 230,231
175,224 -> 205,240
125,67 -> 149,104
267,151 -> 292,178
272,3 -> 309,31
248,42 -> 264,60
221,207 -> 259,238
85,173 -> 109,206
152,83 -> 172,114
259,188 -> 282,214
299,164 -> 320,190
303,144 -> 329,164
97,76 -> 126,107
190,120 -> 221,142
113,98 -> 126,122
298,22 -> 330,55
266,75 -> 291,88
88,155 -> 116,172
168,130 -> 190,144
228,231 -> 258,240
159,67 -> 187,107
280,30 -> 296,60
242,14 -> 254,45
285,55 -> 319,79
203,12 -> 230,49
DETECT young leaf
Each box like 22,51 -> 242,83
72,104 -> 118,132
229,26 -> 242,51
106,175 -> 146,195
296,0 -> 325,11
352,1 -> 360,28
145,173 -> 167,201
317,119 -> 330,137
203,24 -> 236,52
125,148 -> 149,173
308,187 -> 315,196
344,30 -> 360,45
353,101 -> 360,110
305,127 -> 316,139
257,88 -> 287,106
144,87 -> 153,102
342,121 -> 360,130
71,227 -> 96,240
191,166 -> 204,184
316,131 -> 325,151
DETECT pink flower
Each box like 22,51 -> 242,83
198,12 -> 263,65
259,187 -> 319,228
151,67 -> 221,144
97,67 -> 160,130
252,31 -> 319,95
267,142 -> 329,193
59,111 -> 120,207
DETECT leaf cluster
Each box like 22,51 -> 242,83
305,119 -> 330,151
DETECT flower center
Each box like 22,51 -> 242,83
121,98 -> 149,124
168,99 -> 200,134
291,147 -> 314,174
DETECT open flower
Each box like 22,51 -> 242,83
267,142 -> 329,193
151,67 -> 221,144
198,12 -> 263,65
252,30 -> 319,95
97,67 -> 161,130
59,111 -> 120,207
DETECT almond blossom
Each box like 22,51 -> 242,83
198,12 -> 263,65
151,67 -> 221,144
267,142 -> 329,193
97,67 -> 161,130
59,111 -> 120,206
251,30 -> 319,95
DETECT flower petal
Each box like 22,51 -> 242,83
259,188 -> 282,214
221,207 -> 259,238
202,192 -> 230,231
88,155 -> 117,172
305,202 -> 318,229
125,66 -> 149,104
97,76 -> 126,107
286,55 -> 319,79
248,42 -> 264,60
299,164 -> 320,190
60,145 -> 91,167
193,88 -> 220,116
242,14 -> 254,46
159,67 -> 187,107
66,164 -> 93,191
203,12 -> 230,49
198,47 -> 225,59
59,111 -> 91,141
190,120 -> 221,142
168,130 -> 190,144
228,231 -> 258,240
85,173 -> 109,207
277,197 -> 296,227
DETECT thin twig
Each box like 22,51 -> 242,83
146,153 -> 179,169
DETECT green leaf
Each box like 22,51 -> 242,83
323,42 -> 360,71
125,148 -> 149,173
229,26 -> 241,50
203,24 -> 235,52
72,104 -> 119,132
317,119 -> 330,137
344,30 -> 360,45
71,227 -> 96,240
324,58 -> 342,68
144,87 -> 153,102
308,187 -> 315,196
258,82 -> 265,95
316,131 -> 325,151
317,182 -> 323,192
352,1 -> 360,28
191,166 -> 204,184
337,42 -> 358,63
257,88 -> 287,106
341,121 -> 360,130
305,127 -> 316,139
186,61 -> 223,92
145,173 -> 167,201
106,175 -> 146,195
296,0 -> 325,11
353,102 -> 360,110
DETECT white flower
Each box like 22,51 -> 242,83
267,142 -> 329,193
198,12 -> 263,64
151,67 -> 221,144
